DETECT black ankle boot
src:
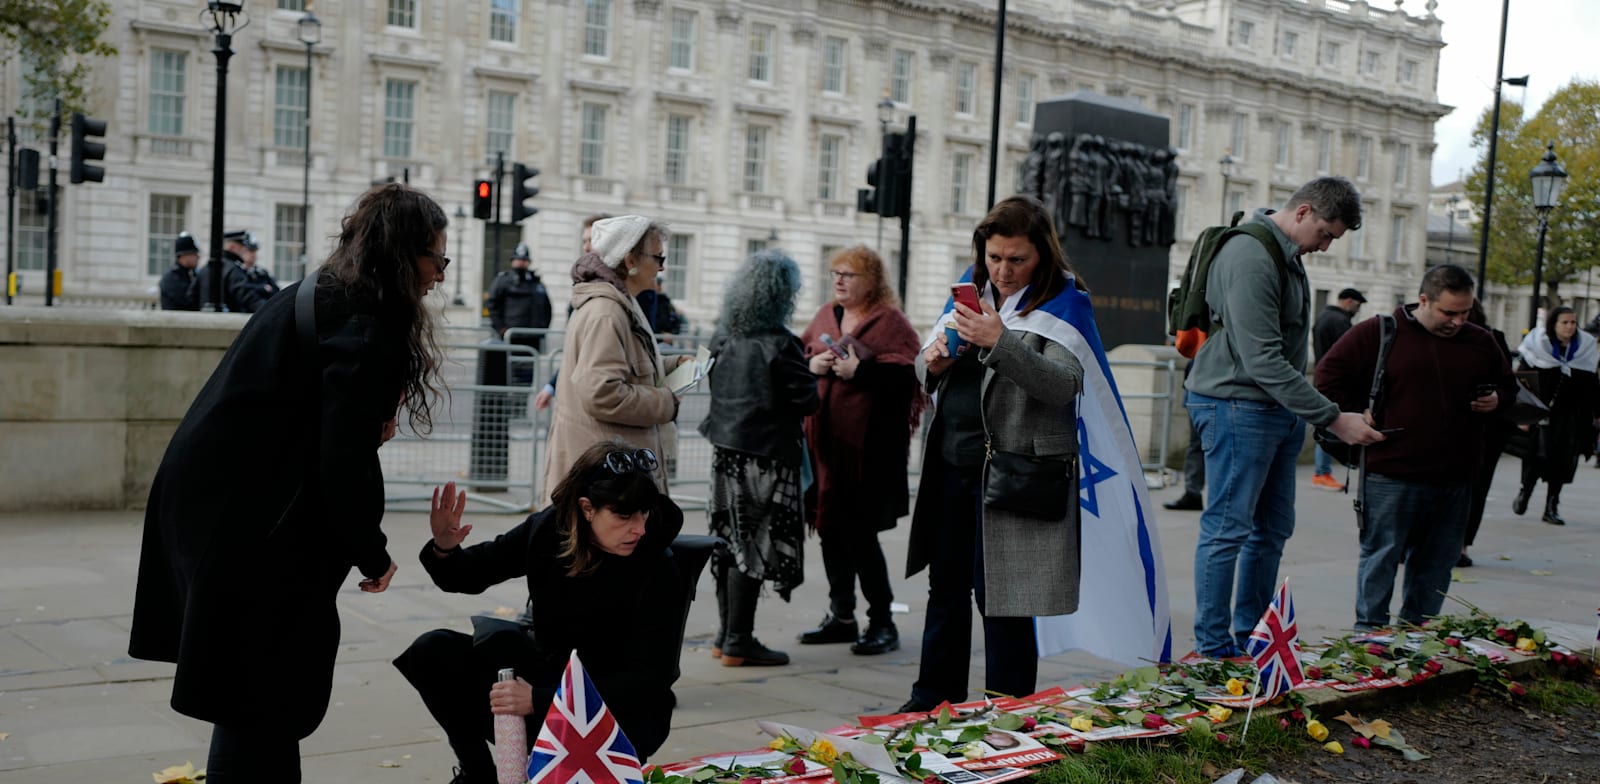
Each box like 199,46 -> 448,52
720,570 -> 789,666
851,622 -> 900,655
798,613 -> 857,644
1543,495 -> 1566,526
1512,486 -> 1532,516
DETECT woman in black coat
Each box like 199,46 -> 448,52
129,184 -> 450,782
1512,306 -> 1600,525
394,440 -> 687,783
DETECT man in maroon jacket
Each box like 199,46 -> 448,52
1315,264 -> 1514,630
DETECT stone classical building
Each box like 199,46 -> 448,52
4,0 -> 1447,331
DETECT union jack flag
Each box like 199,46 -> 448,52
527,651 -> 644,784
1244,579 -> 1306,700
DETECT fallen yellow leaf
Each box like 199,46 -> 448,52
1530,569 -> 1554,576
0,732 -> 8,741
491,606 -> 520,618
154,761 -> 203,784
378,760 -> 402,768
1324,741 -> 1344,754
1333,711 -> 1393,740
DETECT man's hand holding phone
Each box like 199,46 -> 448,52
1470,382 -> 1500,413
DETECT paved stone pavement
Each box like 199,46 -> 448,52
2,462 -> 1596,782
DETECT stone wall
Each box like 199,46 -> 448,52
0,307 -> 244,512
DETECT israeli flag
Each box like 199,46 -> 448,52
928,268 -> 1172,667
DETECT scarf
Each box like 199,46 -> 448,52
1517,327 -> 1600,376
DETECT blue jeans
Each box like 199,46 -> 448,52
1313,444 -> 1333,475
1355,475 -> 1470,629
1187,392 -> 1304,657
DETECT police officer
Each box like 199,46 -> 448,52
189,229 -> 269,313
487,242 -> 553,351
232,230 -> 280,303
159,232 -> 201,311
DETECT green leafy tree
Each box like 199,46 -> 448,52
1,0 -> 116,130
1465,79 -> 1600,310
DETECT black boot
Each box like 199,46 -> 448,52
798,612 -> 858,644
1543,488 -> 1566,526
851,622 -> 900,655
1512,485 -> 1532,516
712,559 -> 729,658
1163,491 -> 1203,511
720,570 -> 789,667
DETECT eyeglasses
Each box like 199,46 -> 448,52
831,269 -> 861,281
649,253 -> 668,267
422,249 -> 451,273
600,448 -> 659,477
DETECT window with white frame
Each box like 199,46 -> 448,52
383,79 -> 416,158
747,23 -> 774,83
272,65 -> 307,149
951,151 -> 972,214
1280,30 -> 1299,59
148,49 -> 187,136
584,0 -> 611,57
743,125 -> 770,193
670,9 -> 696,71
890,49 -> 914,104
1348,225 -> 1366,258
955,62 -> 977,116
1321,40 -> 1341,67
490,0 -> 518,43
1394,143 -> 1410,186
1361,50 -> 1380,76
1175,184 -> 1189,238
386,0 -> 416,28
1017,73 -> 1035,125
580,102 -> 607,176
821,36 -> 847,94
146,195 -> 188,276
664,234 -> 689,300
485,90 -> 516,164
817,133 -> 842,201
1177,104 -> 1193,148
1230,114 -> 1247,159
1357,137 -> 1372,180
1400,58 -> 1418,84
1227,189 -> 1243,217
665,114 -> 691,185
1274,121 -> 1290,167
746,237 -> 769,256
15,196 -> 47,271
1389,213 -> 1407,261
1234,20 -> 1255,48
273,204 -> 306,279
1316,129 -> 1331,173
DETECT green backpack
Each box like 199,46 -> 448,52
1167,211 -> 1289,358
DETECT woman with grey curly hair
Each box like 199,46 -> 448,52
699,249 -> 819,666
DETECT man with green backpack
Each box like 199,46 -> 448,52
1172,176 -> 1385,657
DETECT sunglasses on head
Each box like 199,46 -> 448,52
599,448 -> 659,477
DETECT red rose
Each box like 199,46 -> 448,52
1508,682 -> 1527,696
1021,716 -> 1037,731
1352,736 -> 1371,749
1365,643 -> 1386,656
1549,651 -> 1568,666
1305,666 -> 1324,680
1443,637 -> 1462,648
1215,732 -> 1230,744
1141,714 -> 1168,730
923,777 -> 939,784
1495,627 -> 1515,642
1424,660 -> 1443,673
783,759 -> 807,776
1279,718 -> 1290,730
1370,666 -> 1387,678
1290,709 -> 1305,722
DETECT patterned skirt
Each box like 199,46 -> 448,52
708,447 -> 805,600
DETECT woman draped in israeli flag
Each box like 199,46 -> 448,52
897,195 -> 1170,713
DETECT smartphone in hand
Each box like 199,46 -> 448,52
951,282 -> 981,313
1473,383 -> 1499,399
819,333 -> 849,358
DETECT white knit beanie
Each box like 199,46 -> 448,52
588,215 -> 653,269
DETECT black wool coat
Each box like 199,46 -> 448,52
129,276 -> 406,740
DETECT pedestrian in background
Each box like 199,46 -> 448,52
1310,287 -> 1367,491
488,242 -> 554,353
1511,306 -> 1600,526
1461,299 -> 1516,566
796,246 -> 922,656
189,228 -> 269,313
701,249 -> 818,667
535,213 -> 613,412
129,183 -> 450,782
158,232 -> 201,311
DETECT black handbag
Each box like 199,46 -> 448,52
983,448 -> 1076,519
1505,382 -> 1552,427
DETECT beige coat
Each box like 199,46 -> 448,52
540,281 -> 677,507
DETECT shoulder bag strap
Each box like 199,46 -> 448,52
1354,314 -> 1397,531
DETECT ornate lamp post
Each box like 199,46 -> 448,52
1526,143 -> 1568,331
199,1 -> 250,311
1217,152 -> 1236,223
296,10 -> 320,281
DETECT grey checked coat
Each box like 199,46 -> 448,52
907,327 -> 1085,617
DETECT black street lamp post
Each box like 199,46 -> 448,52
1217,152 -> 1235,223
452,204 -> 466,306
200,1 -> 250,311
297,10 -> 320,281
1445,193 -> 1461,266
876,97 -> 894,253
1527,143 -> 1568,331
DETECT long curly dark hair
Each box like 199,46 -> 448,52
320,183 -> 447,432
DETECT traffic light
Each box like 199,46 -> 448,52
473,178 -> 494,220
509,163 -> 539,224
857,158 -> 885,215
884,132 -> 913,220
69,112 -> 107,184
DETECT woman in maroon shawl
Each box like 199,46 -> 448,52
798,246 -> 924,655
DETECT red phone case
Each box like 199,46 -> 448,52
952,283 -> 980,312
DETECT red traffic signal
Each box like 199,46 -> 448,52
473,179 -> 493,220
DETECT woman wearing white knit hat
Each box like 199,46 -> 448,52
540,215 -> 683,507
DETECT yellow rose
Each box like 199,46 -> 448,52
1306,720 -> 1329,741
1069,715 -> 1095,732
1324,741 -> 1344,754
1516,637 -> 1538,652
808,739 -> 838,764
768,738 -> 786,751
1225,677 -> 1245,696
1206,705 -> 1233,723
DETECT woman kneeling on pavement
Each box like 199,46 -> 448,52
395,440 -> 685,783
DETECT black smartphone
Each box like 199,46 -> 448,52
1379,427 -> 1405,435
1473,383 -> 1499,399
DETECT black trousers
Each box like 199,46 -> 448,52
394,629 -> 542,782
910,461 -> 1038,706
206,724 -> 300,783
819,515 -> 895,627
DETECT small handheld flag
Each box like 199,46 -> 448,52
527,651 -> 644,784
1244,579 -> 1306,700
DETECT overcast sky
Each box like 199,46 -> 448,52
1430,0 -> 1600,186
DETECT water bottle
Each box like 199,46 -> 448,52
493,668 -> 529,784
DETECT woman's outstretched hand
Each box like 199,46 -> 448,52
430,481 -> 470,551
